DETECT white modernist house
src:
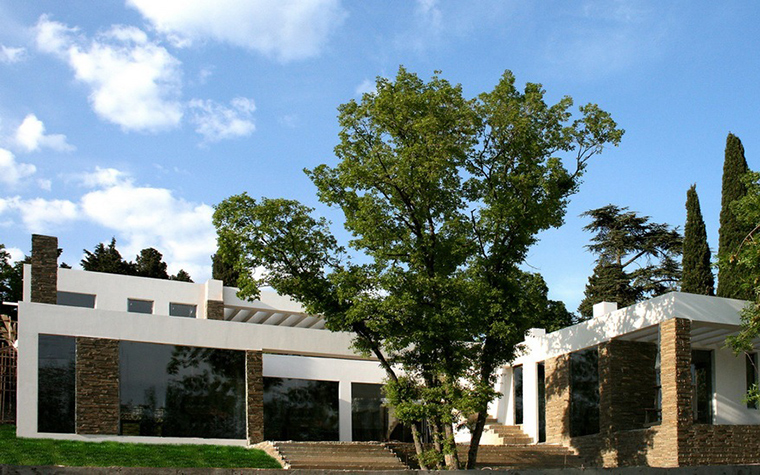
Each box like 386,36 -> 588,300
16,234 -> 760,467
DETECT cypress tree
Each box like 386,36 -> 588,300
681,185 -> 714,295
717,133 -> 752,299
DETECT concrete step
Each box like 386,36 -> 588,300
271,441 -> 408,470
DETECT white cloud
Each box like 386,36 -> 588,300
78,167 -> 131,188
5,247 -> 25,263
37,179 -> 52,191
0,45 -> 26,64
4,196 -> 79,232
188,97 -> 256,142
127,0 -> 347,62
0,148 -> 36,186
0,167 -> 216,279
14,114 -> 74,152
355,78 -> 376,96
35,16 -> 183,132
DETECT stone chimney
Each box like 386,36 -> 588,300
31,234 -> 58,304
593,301 -> 618,318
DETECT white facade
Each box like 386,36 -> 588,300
18,266 -> 386,444
499,292 -> 759,443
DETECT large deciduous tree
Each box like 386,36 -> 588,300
681,185 -> 714,295
724,171 -> 760,403
214,67 -> 623,469
578,205 -> 682,318
718,133 -> 753,300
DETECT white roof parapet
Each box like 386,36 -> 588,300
593,301 -> 618,318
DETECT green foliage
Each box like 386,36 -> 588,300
134,248 -> 169,279
170,269 -> 193,282
681,185 -> 714,295
578,205 -> 682,318
81,238 -> 135,275
0,425 -> 280,468
718,133 -> 753,299
212,252 -> 240,287
0,246 -> 16,317
214,66 -> 623,468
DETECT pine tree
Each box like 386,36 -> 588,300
681,185 -> 715,295
81,238 -> 135,275
717,133 -> 753,299
212,252 -> 239,287
577,205 -> 682,318
134,248 -> 169,279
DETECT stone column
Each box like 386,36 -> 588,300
31,234 -> 57,304
246,350 -> 264,444
658,317 -> 692,467
544,354 -> 571,444
75,337 -> 120,435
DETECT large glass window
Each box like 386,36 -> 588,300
128,299 -> 153,314
352,383 -> 388,441
119,342 -> 246,439
38,334 -> 76,433
747,353 -> 758,410
537,362 -> 546,443
169,303 -> 196,318
692,349 -> 713,424
57,291 -> 95,308
263,377 -> 339,441
570,348 -> 599,437
513,365 -> 523,425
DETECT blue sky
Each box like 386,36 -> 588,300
0,1 -> 758,313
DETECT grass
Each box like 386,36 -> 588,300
0,425 -> 281,469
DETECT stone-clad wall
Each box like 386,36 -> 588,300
206,300 -> 224,320
246,350 -> 264,444
544,353 -> 570,445
31,234 -> 57,304
684,425 -> 760,465
75,337 -> 120,435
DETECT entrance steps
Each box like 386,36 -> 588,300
267,441 -> 408,470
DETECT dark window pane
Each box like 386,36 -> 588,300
264,377 -> 339,441
128,299 -> 153,314
57,292 -> 95,308
537,362 -> 546,443
692,349 -> 713,423
119,341 -> 246,439
747,353 -> 757,410
513,365 -> 523,425
352,383 -> 388,441
169,303 -> 196,318
38,334 -> 75,433
570,348 -> 599,437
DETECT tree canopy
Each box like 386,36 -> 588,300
718,133 -> 753,300
681,185 -> 714,295
81,238 -> 191,282
214,67 -> 622,469
578,205 -> 682,318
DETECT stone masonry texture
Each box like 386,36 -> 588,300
75,338 -> 120,435
206,300 -> 224,320
544,353 -> 570,445
246,350 -> 264,444
31,234 -> 57,304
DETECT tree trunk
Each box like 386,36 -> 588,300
466,410 -> 488,469
410,423 -> 428,471
443,421 -> 460,470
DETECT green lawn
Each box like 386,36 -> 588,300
0,425 -> 281,469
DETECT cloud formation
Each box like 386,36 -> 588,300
14,114 -> 75,152
127,0 -> 347,62
0,148 -> 36,186
35,16 -> 184,132
0,167 -> 216,279
0,45 -> 26,64
188,97 -> 256,143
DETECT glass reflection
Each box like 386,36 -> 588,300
352,383 -> 388,441
570,347 -> 600,437
119,341 -> 246,439
38,334 -> 76,433
263,377 -> 339,441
